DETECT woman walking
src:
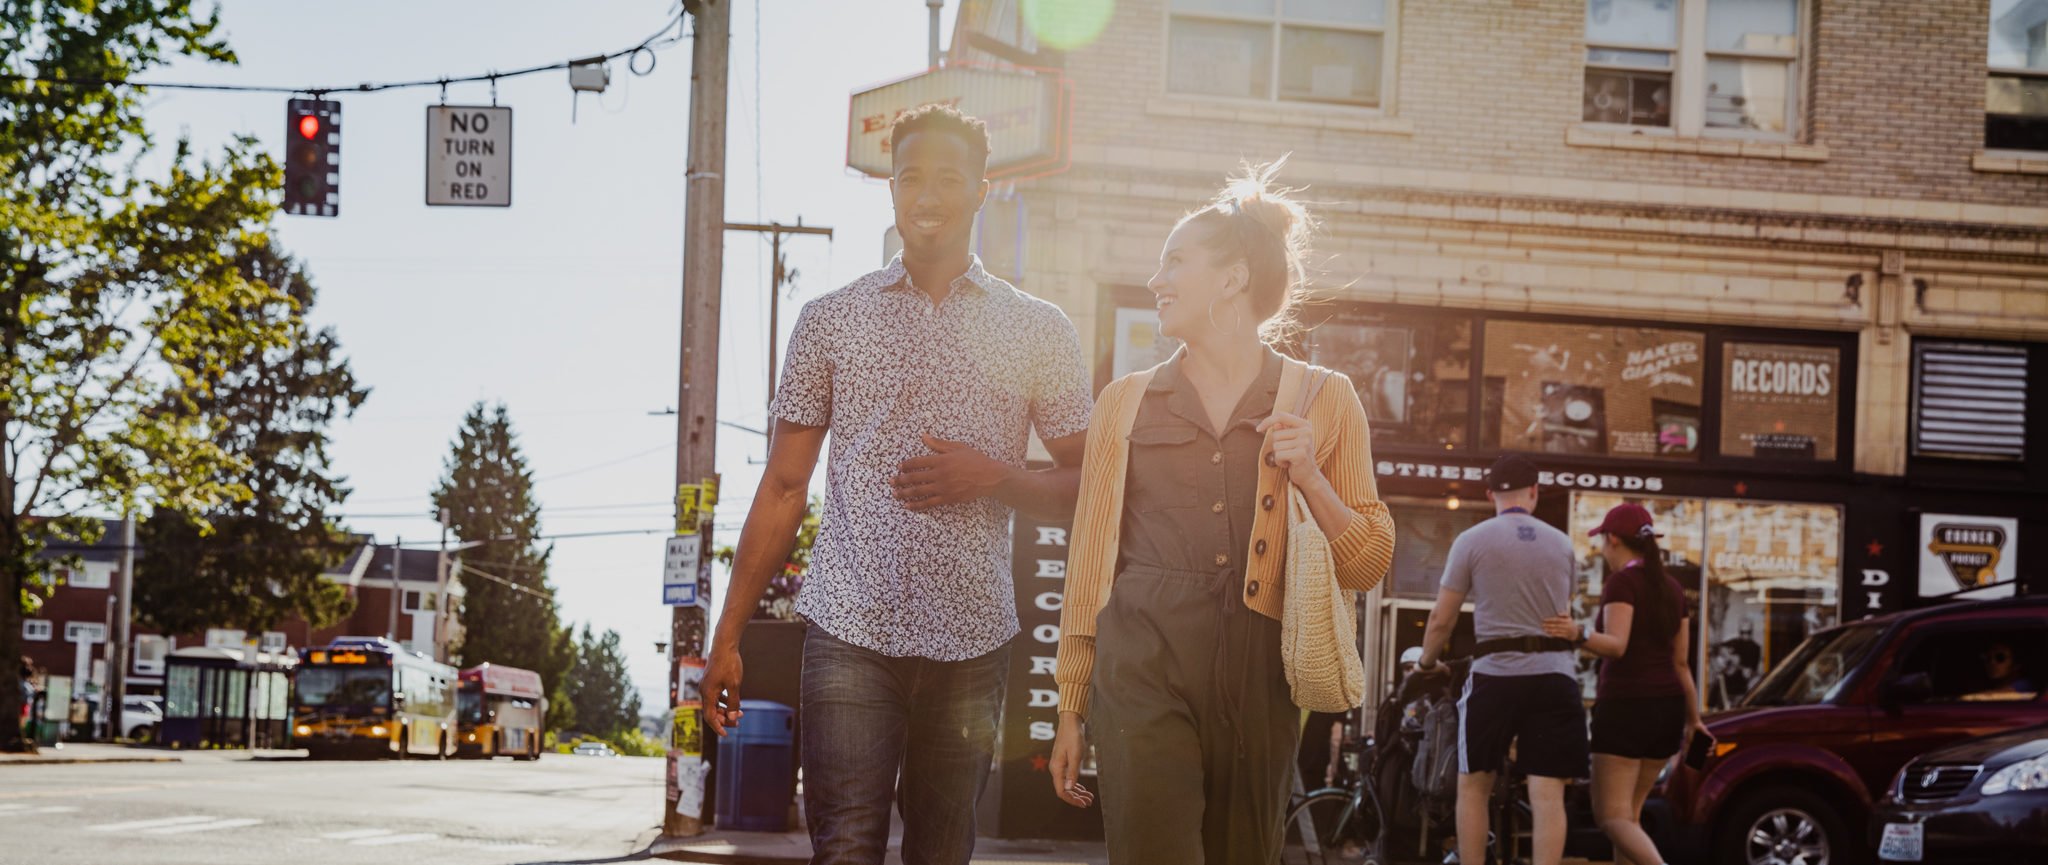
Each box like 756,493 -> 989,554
1046,162 -> 1396,864
1545,503 -> 1708,865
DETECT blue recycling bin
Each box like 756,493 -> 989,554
715,699 -> 796,832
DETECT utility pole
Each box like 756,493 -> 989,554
387,537 -> 402,647
927,0 -> 944,68
669,0 -> 728,839
725,219 -> 834,406
108,515 -> 133,740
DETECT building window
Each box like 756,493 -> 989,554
22,619 -> 53,642
1912,341 -> 2028,461
403,590 -> 427,612
66,563 -> 111,590
134,635 -> 168,675
1583,0 -> 1803,137
1166,0 -> 1396,109
205,628 -> 246,648
65,622 -> 106,643
1481,321 -> 1705,461
1308,307 -> 1472,450
1719,342 -> 1841,461
1989,0 -> 2048,151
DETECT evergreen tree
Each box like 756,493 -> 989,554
135,244 -> 368,635
565,624 -> 642,738
3,3 -> 294,751
431,404 -> 574,731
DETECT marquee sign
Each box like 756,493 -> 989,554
847,65 -> 1071,180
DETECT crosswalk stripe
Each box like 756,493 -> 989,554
24,806 -> 80,814
321,829 -> 391,840
146,818 -> 264,835
89,816 -> 217,832
0,804 -> 31,812
350,832 -> 439,846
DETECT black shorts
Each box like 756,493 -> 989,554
1458,672 -> 1589,779
1590,695 -> 1687,759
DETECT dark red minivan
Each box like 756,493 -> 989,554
1646,596 -> 2048,865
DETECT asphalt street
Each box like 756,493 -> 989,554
0,749 -> 664,865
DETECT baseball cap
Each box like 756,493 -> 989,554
1589,502 -> 1664,539
1484,454 -> 1540,492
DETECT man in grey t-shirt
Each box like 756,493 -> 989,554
1417,454 -> 1588,865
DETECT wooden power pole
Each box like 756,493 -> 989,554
668,0 -> 728,838
725,219 -> 834,405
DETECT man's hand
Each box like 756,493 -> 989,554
701,647 -> 746,737
891,435 -> 1008,511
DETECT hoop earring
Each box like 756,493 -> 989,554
1208,296 -> 1242,336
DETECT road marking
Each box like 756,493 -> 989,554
89,816 -> 218,832
321,829 -> 391,840
16,806 -> 81,814
0,804 -> 30,812
350,832 -> 439,846
145,817 -> 264,835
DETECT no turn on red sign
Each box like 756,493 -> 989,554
425,105 -> 511,207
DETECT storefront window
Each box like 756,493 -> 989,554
1703,499 -> 1842,711
1482,321 -> 1704,460
1111,305 -> 1180,381
1308,308 -> 1473,450
1385,501 -> 1490,599
1720,342 -> 1841,460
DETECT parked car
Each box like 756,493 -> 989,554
1645,596 -> 2048,865
84,694 -> 163,741
571,741 -> 617,757
1870,722 -> 2048,863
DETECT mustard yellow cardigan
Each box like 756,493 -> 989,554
1054,355 -> 1398,718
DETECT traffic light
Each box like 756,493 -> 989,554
284,99 -> 341,217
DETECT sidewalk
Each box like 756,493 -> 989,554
649,829 -> 1108,865
0,742 -> 182,765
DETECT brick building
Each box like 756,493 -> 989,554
946,0 -> 2046,838
21,522 -> 461,721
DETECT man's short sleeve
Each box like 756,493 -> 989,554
1030,310 -> 1093,441
1441,530 -> 1476,594
769,303 -> 832,427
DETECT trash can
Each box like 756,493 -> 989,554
714,699 -> 796,832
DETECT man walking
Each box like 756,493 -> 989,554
1416,454 -> 1586,865
701,105 -> 1092,865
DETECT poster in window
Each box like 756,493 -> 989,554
1917,513 -> 2019,601
1568,492 -> 1708,699
1112,306 -> 1180,381
1307,308 -> 1473,449
1703,500 -> 1842,711
1720,343 -> 1840,460
1483,322 -> 1703,460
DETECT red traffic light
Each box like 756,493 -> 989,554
297,115 -> 321,140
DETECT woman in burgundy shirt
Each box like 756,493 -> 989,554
1544,503 -> 1706,865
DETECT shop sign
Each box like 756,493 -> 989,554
1918,513 -> 2019,599
847,66 -> 1066,180
993,506 -> 1101,840
1374,460 -> 1666,492
1483,323 -> 1704,460
1721,343 -> 1840,461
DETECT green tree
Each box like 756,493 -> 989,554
431,404 -> 574,731
565,624 -> 642,738
134,245 -> 369,635
715,494 -> 820,621
2,2 -> 292,752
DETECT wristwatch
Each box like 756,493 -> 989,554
1573,623 -> 1590,646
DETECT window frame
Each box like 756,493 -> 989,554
1580,0 -> 1809,142
23,618 -> 53,642
1986,0 -> 2048,153
134,634 -> 168,675
1161,0 -> 1402,114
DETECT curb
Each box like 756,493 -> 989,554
647,835 -> 806,865
0,755 -> 182,765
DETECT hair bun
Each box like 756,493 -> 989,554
1220,159 -> 1312,251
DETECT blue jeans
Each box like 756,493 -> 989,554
801,624 -> 1010,865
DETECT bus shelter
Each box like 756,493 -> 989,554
161,645 -> 295,750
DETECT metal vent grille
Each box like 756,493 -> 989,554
1900,762 -> 1982,802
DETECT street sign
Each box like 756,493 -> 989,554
847,65 -> 1070,180
663,535 -> 704,606
425,105 -> 512,207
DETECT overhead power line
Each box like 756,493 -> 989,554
1,12 -> 685,98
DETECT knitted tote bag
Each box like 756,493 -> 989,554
1279,370 -> 1369,713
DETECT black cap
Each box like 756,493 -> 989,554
1485,454 -> 1540,492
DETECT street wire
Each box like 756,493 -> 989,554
0,12 -> 686,99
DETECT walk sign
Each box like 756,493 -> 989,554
664,535 -> 705,606
425,105 -> 512,207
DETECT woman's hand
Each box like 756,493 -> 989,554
1686,715 -> 1712,746
1256,412 -> 1324,489
1049,712 -> 1094,808
1540,614 -> 1580,640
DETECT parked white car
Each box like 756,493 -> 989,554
570,741 -> 617,757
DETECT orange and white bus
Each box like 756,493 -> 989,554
293,636 -> 458,759
456,663 -> 546,760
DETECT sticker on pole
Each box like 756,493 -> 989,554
425,105 -> 511,207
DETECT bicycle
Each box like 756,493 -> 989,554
1287,735 -> 1385,865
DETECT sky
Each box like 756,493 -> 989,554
134,0 -> 961,706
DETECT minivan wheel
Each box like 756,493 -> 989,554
1717,788 -> 1852,865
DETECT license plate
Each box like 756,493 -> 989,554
1878,822 -> 1923,862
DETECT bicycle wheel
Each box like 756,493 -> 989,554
1288,787 -> 1379,865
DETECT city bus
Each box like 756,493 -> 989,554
456,663 -> 546,760
292,636 -> 458,759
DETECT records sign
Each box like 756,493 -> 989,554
1918,514 -> 2019,600
1721,343 -> 1840,461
